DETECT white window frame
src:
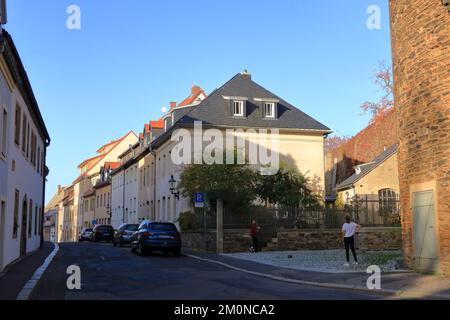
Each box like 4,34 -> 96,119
233,101 -> 244,117
264,102 -> 275,118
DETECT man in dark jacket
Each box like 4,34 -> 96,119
249,220 -> 260,253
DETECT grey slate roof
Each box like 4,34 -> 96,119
336,144 -> 398,191
177,73 -> 331,131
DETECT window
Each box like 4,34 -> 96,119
233,101 -> 244,117
30,132 -> 37,166
37,146 -> 41,173
21,115 -> 27,153
34,206 -> 38,235
85,200 -> 89,212
13,189 -> 19,238
28,199 -> 33,237
378,189 -> 398,215
100,194 -> 103,207
14,105 -> 21,146
264,103 -> 275,118
90,198 -> 94,211
26,123 -> 30,158
1,108 -> 7,157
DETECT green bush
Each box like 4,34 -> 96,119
177,211 -> 195,231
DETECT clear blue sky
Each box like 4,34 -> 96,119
5,0 -> 392,201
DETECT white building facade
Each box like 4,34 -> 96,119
0,30 -> 50,271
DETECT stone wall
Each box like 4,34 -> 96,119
389,0 -> 450,274
182,227 -> 402,253
182,229 -> 252,253
269,227 -> 402,252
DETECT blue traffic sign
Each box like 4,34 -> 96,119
195,192 -> 205,208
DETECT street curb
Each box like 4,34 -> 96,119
16,243 -> 59,300
187,254 -> 450,300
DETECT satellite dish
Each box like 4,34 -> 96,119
162,106 -> 168,113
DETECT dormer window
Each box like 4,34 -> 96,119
264,103 -> 275,118
233,101 -> 244,117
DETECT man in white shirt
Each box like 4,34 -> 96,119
342,215 -> 361,267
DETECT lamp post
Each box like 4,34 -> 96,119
168,175 -> 179,200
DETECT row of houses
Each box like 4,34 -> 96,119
46,71 -> 332,242
0,29 -> 51,271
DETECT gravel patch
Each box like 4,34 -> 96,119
223,250 -> 407,273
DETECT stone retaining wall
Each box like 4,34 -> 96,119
182,227 -> 402,253
181,229 -> 252,253
273,227 -> 402,251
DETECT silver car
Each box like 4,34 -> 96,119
79,228 -> 93,242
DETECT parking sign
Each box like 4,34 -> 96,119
195,192 -> 204,208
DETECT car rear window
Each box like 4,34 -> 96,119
85,229 -> 92,232
149,223 -> 177,232
125,225 -> 139,231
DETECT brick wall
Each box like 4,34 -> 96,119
325,109 -> 398,192
389,0 -> 450,274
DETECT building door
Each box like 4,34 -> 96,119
20,198 -> 28,257
0,201 -> 5,270
413,190 -> 439,273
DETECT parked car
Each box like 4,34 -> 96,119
131,220 -> 181,256
113,224 -> 139,247
78,228 -> 93,242
92,225 -> 114,242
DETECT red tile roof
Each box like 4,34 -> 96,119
151,120 -> 164,129
74,131 -> 136,183
179,85 -> 206,107
104,161 -> 120,170
77,154 -> 103,169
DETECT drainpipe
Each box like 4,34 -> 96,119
41,138 -> 50,247
150,148 -> 157,221
122,168 -> 125,224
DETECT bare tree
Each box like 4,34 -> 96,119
360,61 -> 394,122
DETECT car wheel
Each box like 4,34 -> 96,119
136,241 -> 146,257
130,243 -> 136,253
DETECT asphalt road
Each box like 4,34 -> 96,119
30,242 -> 382,300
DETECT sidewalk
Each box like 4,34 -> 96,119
0,242 -> 55,300
186,250 -> 450,299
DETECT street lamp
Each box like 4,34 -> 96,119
168,175 -> 180,200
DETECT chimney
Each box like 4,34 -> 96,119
241,69 -> 251,80
170,102 -> 177,109
191,85 -> 200,95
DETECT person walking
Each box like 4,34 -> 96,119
342,215 -> 361,267
249,220 -> 260,253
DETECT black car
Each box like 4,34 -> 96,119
131,221 -> 181,256
113,224 -> 139,247
92,225 -> 114,242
